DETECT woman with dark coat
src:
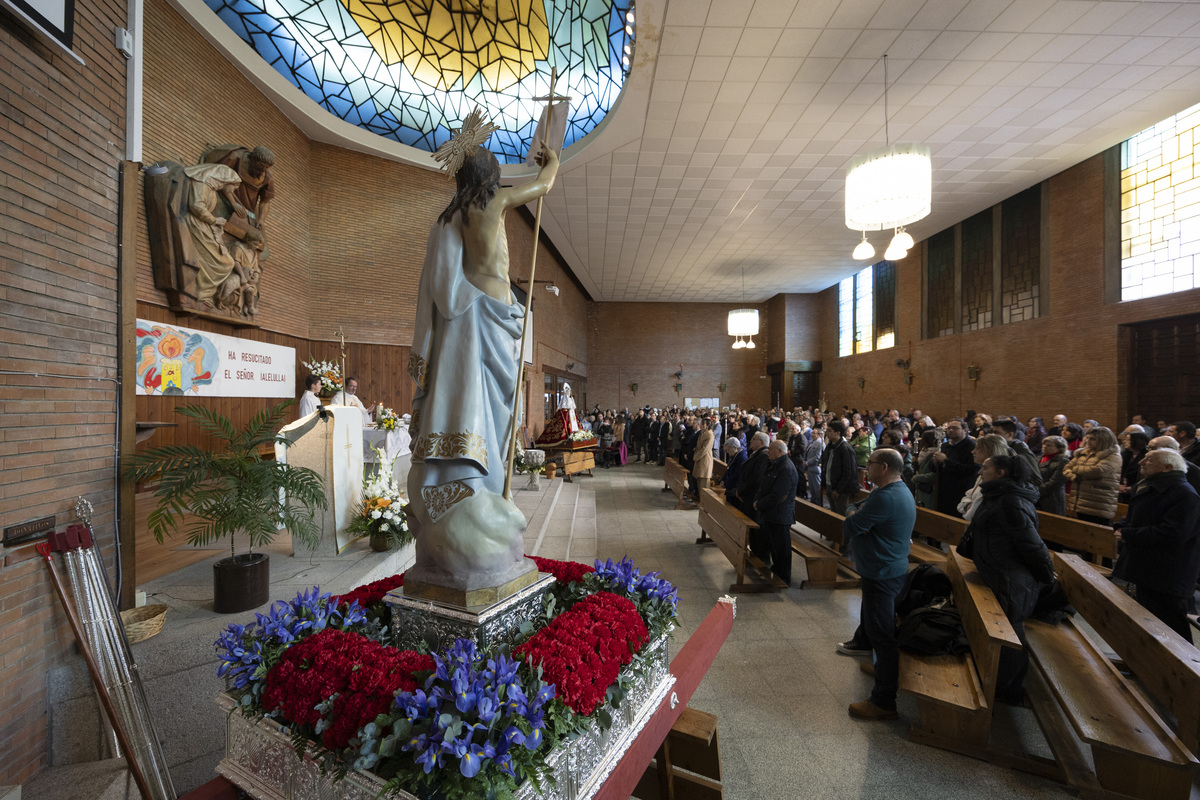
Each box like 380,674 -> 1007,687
1036,435 -> 1070,515
720,438 -> 748,498
958,454 -> 1054,704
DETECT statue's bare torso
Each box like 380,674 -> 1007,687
460,147 -> 558,303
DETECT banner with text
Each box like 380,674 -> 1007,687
135,320 -> 295,398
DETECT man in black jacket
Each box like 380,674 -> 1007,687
753,439 -> 800,586
630,411 -> 647,463
820,421 -> 859,514
733,432 -> 770,519
933,418 -> 978,517
658,414 -> 673,467
1117,448 -> 1200,642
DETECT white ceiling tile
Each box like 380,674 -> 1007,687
690,56 -> 732,81
736,28 -> 784,56
773,29 -> 822,58
654,55 -> 695,81
726,57 -> 769,82
698,28 -> 744,56
709,0 -> 756,27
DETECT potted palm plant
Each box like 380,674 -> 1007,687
125,401 -> 327,613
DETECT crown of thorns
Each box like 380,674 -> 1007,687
433,108 -> 500,178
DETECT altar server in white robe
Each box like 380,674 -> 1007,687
298,375 -> 321,418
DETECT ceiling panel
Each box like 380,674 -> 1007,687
533,0 -> 1200,302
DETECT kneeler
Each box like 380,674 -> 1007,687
632,706 -> 724,800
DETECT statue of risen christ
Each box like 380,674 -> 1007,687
406,113 -> 558,600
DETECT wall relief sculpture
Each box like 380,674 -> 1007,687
143,145 -> 276,322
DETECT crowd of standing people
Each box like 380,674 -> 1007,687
584,402 -> 1200,721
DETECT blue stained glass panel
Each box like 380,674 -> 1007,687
201,0 -> 635,164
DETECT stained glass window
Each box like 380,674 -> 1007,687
854,266 -> 872,354
203,0 -> 635,163
1120,101 -> 1200,300
925,229 -> 955,338
1001,187 -> 1041,323
838,264 -> 894,356
874,261 -> 895,350
960,211 -> 992,332
838,276 -> 853,357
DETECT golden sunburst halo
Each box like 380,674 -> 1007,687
433,108 -> 501,178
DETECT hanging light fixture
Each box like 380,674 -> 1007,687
852,232 -> 875,260
845,55 -> 931,259
727,268 -> 759,349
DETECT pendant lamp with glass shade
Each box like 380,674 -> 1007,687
727,268 -> 759,349
845,55 -> 931,261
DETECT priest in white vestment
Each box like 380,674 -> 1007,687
330,376 -> 374,426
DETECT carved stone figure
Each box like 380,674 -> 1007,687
405,113 -> 558,604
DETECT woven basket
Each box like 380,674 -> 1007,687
120,604 -> 167,644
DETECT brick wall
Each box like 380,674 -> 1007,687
587,303 -> 770,411
816,154 -> 1200,427
0,0 -> 128,784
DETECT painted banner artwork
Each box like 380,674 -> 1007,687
135,320 -> 295,398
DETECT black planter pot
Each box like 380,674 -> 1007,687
213,552 -> 270,614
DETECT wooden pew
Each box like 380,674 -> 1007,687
711,458 -> 727,488
1035,511 -> 1118,572
1023,553 -> 1200,800
696,489 -> 784,593
900,547 -> 1023,755
663,458 -> 694,510
791,499 -> 859,589
907,507 -> 966,564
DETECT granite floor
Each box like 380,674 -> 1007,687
29,462 -> 1200,798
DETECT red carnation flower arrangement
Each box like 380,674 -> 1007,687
332,572 -> 405,610
514,591 -> 647,716
262,628 -> 433,750
526,555 -> 594,585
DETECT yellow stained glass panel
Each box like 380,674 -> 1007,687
339,0 -> 550,92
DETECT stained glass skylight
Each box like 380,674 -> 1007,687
203,0 -> 635,163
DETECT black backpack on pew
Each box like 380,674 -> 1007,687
895,563 -> 953,616
896,601 -> 970,656
894,564 -> 969,656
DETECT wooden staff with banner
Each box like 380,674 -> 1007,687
503,68 -> 570,500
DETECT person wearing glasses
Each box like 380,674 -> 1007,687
842,448 -> 917,722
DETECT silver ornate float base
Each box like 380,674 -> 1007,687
386,572 -> 556,653
216,632 -> 674,800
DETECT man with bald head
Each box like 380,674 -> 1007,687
752,438 -> 799,587
1116,448 -> 1200,642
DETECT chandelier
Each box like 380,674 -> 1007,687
727,268 -> 758,349
845,55 -> 931,261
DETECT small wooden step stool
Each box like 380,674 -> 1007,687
632,706 -> 724,799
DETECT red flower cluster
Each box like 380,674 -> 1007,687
332,572 -> 405,610
526,555 -> 595,585
514,591 -> 647,716
262,628 -> 433,750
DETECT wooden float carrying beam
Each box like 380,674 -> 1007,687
594,598 -> 736,800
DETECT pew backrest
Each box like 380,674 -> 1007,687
1036,511 -> 1118,562
1053,552 -> 1200,754
794,498 -> 846,549
947,547 -> 1023,705
914,507 -> 966,548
